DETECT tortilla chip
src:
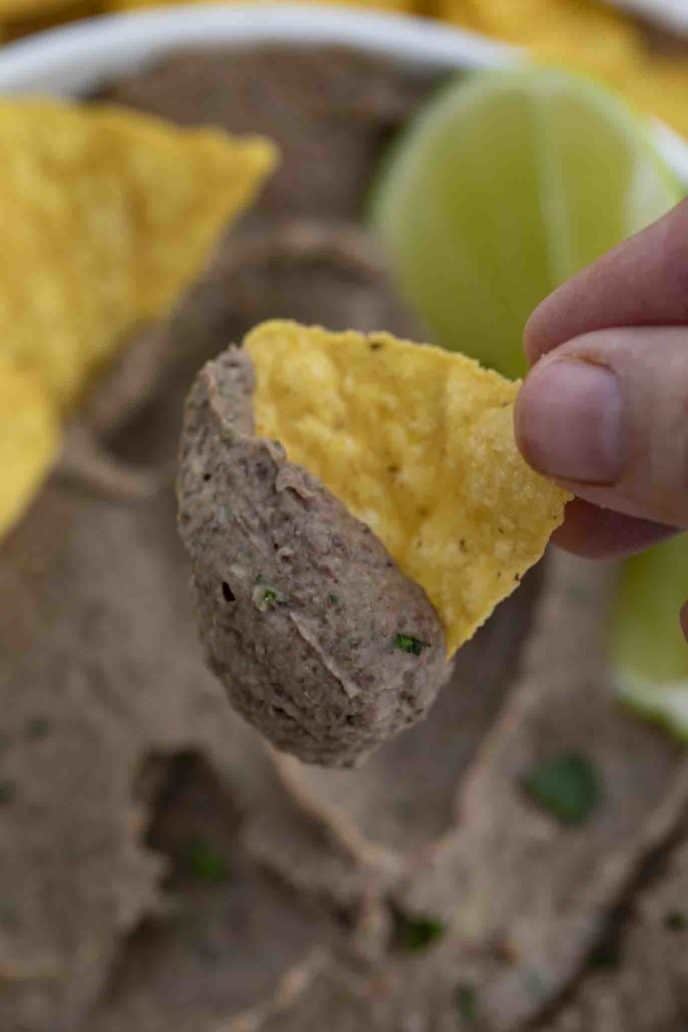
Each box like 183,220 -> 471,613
246,321 -> 569,655
443,0 -> 688,137
624,61 -> 688,140
0,357 -> 59,540
443,0 -> 640,69
0,99 -> 276,410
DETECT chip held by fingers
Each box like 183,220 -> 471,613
177,321 -> 569,766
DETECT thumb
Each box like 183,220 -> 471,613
514,326 -> 688,528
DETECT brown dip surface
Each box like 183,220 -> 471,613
1,42 -> 687,1032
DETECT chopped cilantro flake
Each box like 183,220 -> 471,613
252,584 -> 285,612
455,983 -> 478,1022
394,633 -> 429,656
180,839 -> 230,883
26,716 -> 51,739
665,910 -> 688,932
393,910 -> 446,952
588,937 -> 621,970
0,781 -> 16,805
522,753 -> 601,825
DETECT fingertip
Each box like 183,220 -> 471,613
551,499 -> 676,559
514,355 -> 623,485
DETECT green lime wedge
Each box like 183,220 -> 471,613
371,67 -> 682,378
613,535 -> 688,742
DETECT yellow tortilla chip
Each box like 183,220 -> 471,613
444,0 -> 640,69
0,99 -> 276,410
0,357 -> 59,540
623,61 -> 688,141
443,0 -> 688,138
246,321 -> 569,655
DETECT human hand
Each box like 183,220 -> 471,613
515,196 -> 688,563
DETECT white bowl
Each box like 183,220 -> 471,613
0,2 -> 686,184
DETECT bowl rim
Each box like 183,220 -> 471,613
0,2 -> 686,182
0,4 -> 516,94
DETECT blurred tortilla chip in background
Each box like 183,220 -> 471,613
0,98 -> 276,536
443,0 -> 688,136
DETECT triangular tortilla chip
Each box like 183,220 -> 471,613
0,99 -> 276,409
246,320 -> 569,654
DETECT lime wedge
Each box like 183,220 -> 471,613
613,535 -> 688,742
371,67 -> 682,378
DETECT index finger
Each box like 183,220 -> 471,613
525,197 -> 688,364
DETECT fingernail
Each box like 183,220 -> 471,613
516,358 -> 623,484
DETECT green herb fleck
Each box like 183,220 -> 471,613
394,633 -> 429,656
522,753 -> 601,826
180,839 -> 230,883
665,910 -> 688,932
455,983 -> 478,1022
0,780 -> 16,805
26,717 -> 51,740
394,910 -> 446,952
252,584 -> 285,613
588,937 -> 621,970
327,593 -> 339,606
